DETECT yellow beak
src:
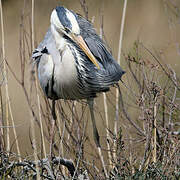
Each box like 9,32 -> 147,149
71,34 -> 100,69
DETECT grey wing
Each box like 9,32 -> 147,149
76,15 -> 125,87
31,28 -> 60,99
85,37 -> 125,90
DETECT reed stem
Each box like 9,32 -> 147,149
31,0 -> 40,179
114,0 -> 128,162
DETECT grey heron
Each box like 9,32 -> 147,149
32,6 -> 125,168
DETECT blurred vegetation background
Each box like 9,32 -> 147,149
0,0 -> 179,179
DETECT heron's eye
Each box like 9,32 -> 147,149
64,27 -> 70,33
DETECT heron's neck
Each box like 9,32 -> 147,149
51,24 -> 67,51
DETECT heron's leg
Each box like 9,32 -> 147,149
50,99 -> 56,158
52,99 -> 57,120
87,98 -> 108,178
87,98 -> 100,147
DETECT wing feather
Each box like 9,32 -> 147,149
76,14 -> 125,88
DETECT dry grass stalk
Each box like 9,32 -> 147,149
79,0 -> 88,19
30,0 -> 40,179
114,0 -> 128,163
49,100 -> 56,158
8,99 -> 21,161
0,89 -> 4,150
0,0 -> 10,153
56,105 -> 66,175
103,93 -> 112,167
0,0 -> 21,160
37,85 -> 47,158
99,3 -> 113,170
152,97 -> 157,163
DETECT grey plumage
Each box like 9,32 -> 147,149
32,7 -> 125,101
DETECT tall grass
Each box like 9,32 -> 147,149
115,0 -> 128,165
0,0 -> 9,153
0,0 -> 21,161
30,0 -> 40,179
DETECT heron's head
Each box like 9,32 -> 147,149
50,6 -> 100,69
51,6 -> 80,36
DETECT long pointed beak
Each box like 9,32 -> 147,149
71,34 -> 100,69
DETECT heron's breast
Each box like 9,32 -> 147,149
53,46 -> 80,99
54,46 -> 77,84
38,54 -> 54,89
